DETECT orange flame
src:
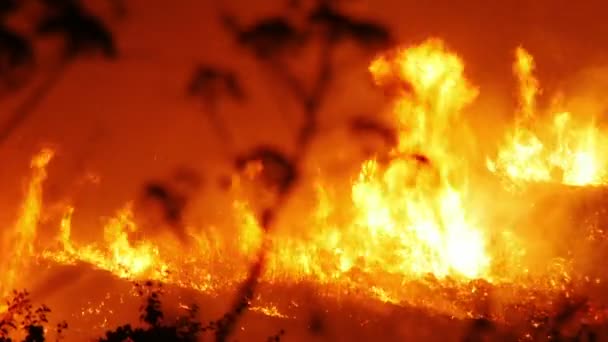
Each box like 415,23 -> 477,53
3,39 -> 589,323
45,204 -> 166,279
488,47 -> 608,187
1,148 -> 54,300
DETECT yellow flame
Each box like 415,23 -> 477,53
513,46 -> 539,120
489,47 -> 608,187
37,40 -> 502,315
260,40 -> 491,295
352,39 -> 488,279
46,204 -> 164,279
0,148 -> 54,298
11,39 -> 583,322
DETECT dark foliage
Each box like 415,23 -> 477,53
0,0 -> 117,147
348,115 -> 398,147
207,2 -> 393,341
460,294 -> 608,341
0,0 -> 19,16
99,281 -> 201,342
235,146 -> 297,195
222,16 -> 306,59
214,257 -> 264,342
0,290 -> 66,342
308,1 -> 391,47
0,279 -> 284,342
99,280 -> 283,342
188,65 -> 245,145
188,66 -> 245,104
143,182 -> 187,226
0,25 -> 34,89
0,0 -> 32,92
37,0 -> 117,59
139,168 -> 202,243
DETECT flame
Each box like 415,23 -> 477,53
3,39 -> 592,324
33,40 -> 498,314
46,204 -> 165,279
513,47 -> 539,120
488,47 -> 608,187
0,148 -> 54,299
258,40 -> 494,302
357,40 -> 487,278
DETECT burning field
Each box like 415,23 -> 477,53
2,1 -> 608,341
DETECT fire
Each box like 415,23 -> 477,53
258,40 -> 499,309
0,148 -> 54,301
31,39 -> 502,314
3,38 -> 595,326
356,40 -> 488,279
46,204 -> 166,279
488,47 -> 608,187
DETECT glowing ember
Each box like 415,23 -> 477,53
488,47 -> 608,187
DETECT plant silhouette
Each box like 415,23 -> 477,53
0,0 -> 33,95
0,0 -> 117,147
0,290 -> 67,342
98,281 -> 201,342
194,1 -> 393,341
37,0 -> 117,59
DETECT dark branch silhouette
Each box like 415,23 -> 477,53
221,15 -> 306,59
348,115 -> 398,147
0,25 -> 34,93
188,65 -> 245,146
188,66 -> 244,103
235,146 -> 297,195
210,2 -> 392,341
37,0 -> 117,59
308,1 -> 391,47
0,0 -> 117,147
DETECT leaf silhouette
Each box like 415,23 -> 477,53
188,65 -> 241,148
37,0 -> 117,59
222,15 -> 305,58
0,25 -> 34,90
235,146 -> 297,194
309,2 -> 391,48
349,115 -> 397,147
188,65 -> 245,104
142,182 -> 186,226
0,0 -> 19,17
